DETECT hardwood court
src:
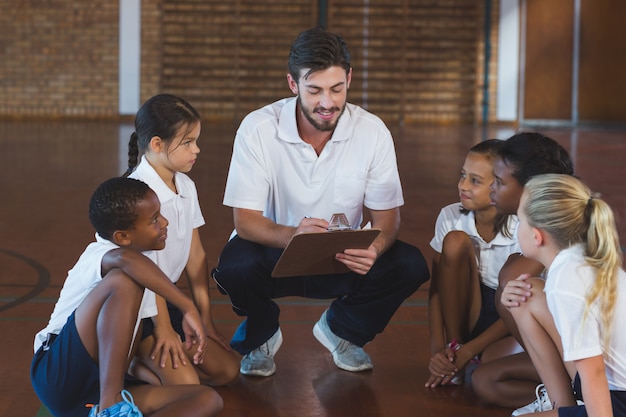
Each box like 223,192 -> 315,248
1,121 -> 625,417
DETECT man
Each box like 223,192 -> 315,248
213,27 -> 429,377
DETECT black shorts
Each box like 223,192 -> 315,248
140,301 -> 185,341
558,373 -> 626,417
469,282 -> 499,341
31,311 -> 100,417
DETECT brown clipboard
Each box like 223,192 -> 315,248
271,229 -> 381,278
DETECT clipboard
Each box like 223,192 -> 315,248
271,228 -> 381,278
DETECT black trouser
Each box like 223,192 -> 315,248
213,236 -> 430,355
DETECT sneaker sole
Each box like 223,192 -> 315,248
313,321 -> 373,372
240,364 -> 277,377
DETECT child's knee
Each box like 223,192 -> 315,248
441,231 -> 473,259
103,269 -> 144,297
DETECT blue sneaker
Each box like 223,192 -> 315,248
88,390 -> 143,417
313,309 -> 373,372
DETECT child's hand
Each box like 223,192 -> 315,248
181,309 -> 208,364
204,321 -> 232,352
501,273 -> 532,308
151,325 -> 188,369
425,345 -> 459,388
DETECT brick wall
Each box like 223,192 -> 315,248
0,1 -> 119,118
0,1 -> 500,124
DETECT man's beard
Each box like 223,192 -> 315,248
298,96 -> 346,132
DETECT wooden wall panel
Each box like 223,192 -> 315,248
578,0 -> 626,122
523,0 -> 573,121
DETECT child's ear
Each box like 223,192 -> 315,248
148,136 -> 164,153
533,227 -> 546,247
111,230 -> 132,246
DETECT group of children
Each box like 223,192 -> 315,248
427,132 -> 626,417
30,94 -> 625,417
31,94 -> 239,417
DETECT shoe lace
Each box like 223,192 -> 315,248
119,390 -> 141,416
257,340 -> 272,356
335,339 -> 356,354
535,384 -> 551,412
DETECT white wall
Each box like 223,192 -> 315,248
119,0 -> 141,115
496,0 -> 520,122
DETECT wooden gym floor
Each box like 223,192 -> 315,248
1,120 -> 625,417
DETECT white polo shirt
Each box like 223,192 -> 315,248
430,203 -> 521,289
129,156 -> 205,284
34,235 -> 158,352
223,97 -> 403,229
546,244 -> 626,390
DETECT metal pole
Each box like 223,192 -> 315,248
482,0 -> 492,139
319,0 -> 327,28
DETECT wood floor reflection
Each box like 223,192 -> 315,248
1,120 -> 624,417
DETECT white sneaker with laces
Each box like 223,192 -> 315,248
512,384 -> 552,416
239,328 -> 283,377
313,309 -> 373,372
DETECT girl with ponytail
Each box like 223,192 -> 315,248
502,173 -> 626,417
125,94 -> 240,387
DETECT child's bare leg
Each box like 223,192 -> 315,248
472,350 -> 541,407
129,356 -> 164,385
192,337 -> 241,386
428,259 -> 447,354
129,384 -> 223,417
438,231 -> 481,342
74,269 -> 144,409
132,335 -> 201,385
132,329 -> 240,386
510,277 -> 576,408
495,254 -> 545,346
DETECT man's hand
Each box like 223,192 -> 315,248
295,216 -> 329,234
335,246 -> 377,275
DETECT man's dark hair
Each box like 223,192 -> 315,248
89,177 -> 151,240
499,132 -> 575,185
288,27 -> 351,82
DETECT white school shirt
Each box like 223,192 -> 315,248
430,203 -> 521,289
546,244 -> 626,390
129,156 -> 205,284
34,235 -> 157,352
223,97 -> 404,230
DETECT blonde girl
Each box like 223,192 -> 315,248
504,173 -> 626,416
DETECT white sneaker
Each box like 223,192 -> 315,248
313,309 -> 373,372
239,328 -> 283,377
512,384 -> 552,416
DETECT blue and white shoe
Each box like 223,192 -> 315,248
88,390 -> 143,417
